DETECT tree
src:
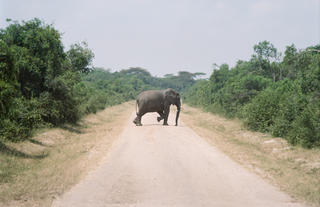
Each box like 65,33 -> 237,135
164,74 -> 174,78
0,18 -> 66,98
252,41 -> 281,82
67,41 -> 94,74
120,67 -> 151,77
209,64 -> 229,90
281,44 -> 298,79
253,41 -> 277,62
184,41 -> 320,148
0,39 -> 17,116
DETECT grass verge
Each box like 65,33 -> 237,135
182,104 -> 320,207
0,101 -> 134,207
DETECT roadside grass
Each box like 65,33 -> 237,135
0,101 -> 134,207
182,104 -> 320,206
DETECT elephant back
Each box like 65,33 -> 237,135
136,90 -> 165,112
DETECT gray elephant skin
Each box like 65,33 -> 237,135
133,88 -> 181,126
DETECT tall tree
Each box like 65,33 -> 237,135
67,41 -> 94,74
0,18 -> 65,98
252,41 -> 281,82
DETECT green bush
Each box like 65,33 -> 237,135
0,98 -> 43,141
184,42 -> 320,148
242,88 -> 279,132
242,80 -> 304,133
184,80 -> 212,106
1,19 -> 200,142
40,76 -> 81,125
84,92 -> 107,114
288,98 -> 320,148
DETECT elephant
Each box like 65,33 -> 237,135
133,88 -> 181,126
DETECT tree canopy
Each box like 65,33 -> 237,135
185,41 -> 320,148
2,19 -> 319,149
0,18 -> 203,142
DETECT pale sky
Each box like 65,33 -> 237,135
1,0 -> 319,77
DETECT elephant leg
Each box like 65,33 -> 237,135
163,107 -> 170,126
133,116 -> 139,125
157,111 -> 165,122
134,115 -> 142,126
135,111 -> 146,126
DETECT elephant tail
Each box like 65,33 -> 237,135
135,100 -> 138,115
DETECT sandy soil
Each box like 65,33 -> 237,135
53,112 -> 307,207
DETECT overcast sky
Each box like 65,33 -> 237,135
1,0 -> 319,77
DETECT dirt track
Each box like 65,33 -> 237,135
53,112 -> 306,207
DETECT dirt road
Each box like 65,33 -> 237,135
53,112 -> 306,207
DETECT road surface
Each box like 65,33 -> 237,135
53,112 -> 306,207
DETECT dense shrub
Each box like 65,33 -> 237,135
288,97 -> 320,148
215,75 -> 271,116
0,19 -> 92,141
0,98 -> 43,141
185,41 -> 320,148
1,19 -> 199,142
242,80 -> 305,133
183,80 -> 212,106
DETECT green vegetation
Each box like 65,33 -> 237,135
0,18 -> 201,142
185,41 -> 320,148
0,18 -> 94,141
2,18 -> 319,149
78,67 -> 203,114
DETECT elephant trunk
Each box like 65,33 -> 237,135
175,101 -> 181,126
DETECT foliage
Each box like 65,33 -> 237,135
0,19 -> 200,142
0,18 -> 66,98
288,97 -> 320,148
0,39 -> 17,117
67,41 -> 94,74
242,80 -> 305,133
0,97 -> 44,141
185,41 -> 320,148
0,19 -> 91,141
161,71 -> 205,93
7,18 -> 317,149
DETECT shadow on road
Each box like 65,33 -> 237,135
135,124 -> 184,127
